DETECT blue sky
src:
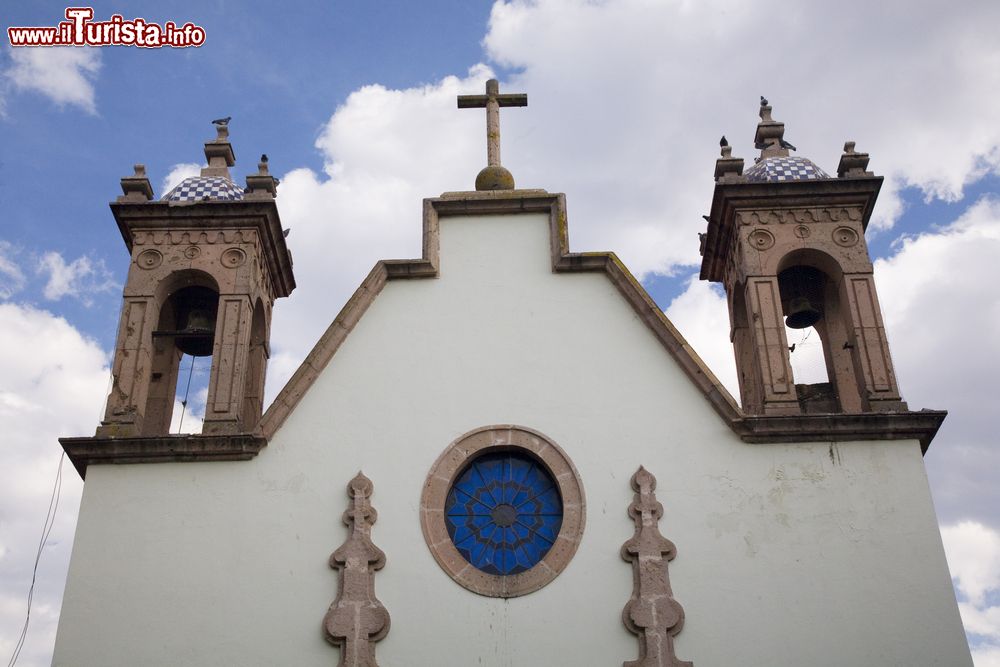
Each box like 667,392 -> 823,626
2,2 -> 999,665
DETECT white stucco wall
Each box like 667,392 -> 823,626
54,211 -> 971,666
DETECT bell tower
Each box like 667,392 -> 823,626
700,100 -> 905,416
61,121 -> 294,476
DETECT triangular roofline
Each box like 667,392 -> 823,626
260,190 -> 944,452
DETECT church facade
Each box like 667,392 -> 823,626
54,86 -> 972,666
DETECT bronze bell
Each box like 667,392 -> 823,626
785,296 -> 822,329
173,286 -> 218,357
779,266 -> 824,329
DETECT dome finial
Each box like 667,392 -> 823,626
202,117 -> 235,179
837,140 -> 874,178
753,97 -> 796,161
714,134 -> 745,182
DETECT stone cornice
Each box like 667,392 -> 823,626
701,176 -> 882,283
735,410 -> 947,454
59,434 -> 267,478
109,199 -> 296,298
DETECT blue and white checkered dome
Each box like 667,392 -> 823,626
744,156 -> 830,183
162,176 -> 245,202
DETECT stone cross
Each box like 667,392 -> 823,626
457,79 -> 527,169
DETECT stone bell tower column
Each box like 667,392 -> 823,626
701,100 -> 905,416
62,120 -> 294,476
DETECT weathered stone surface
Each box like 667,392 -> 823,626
323,472 -> 389,667
96,123 -> 295,443
59,433 -> 267,478
621,467 -> 692,667
457,78 -> 527,190
701,109 -> 911,417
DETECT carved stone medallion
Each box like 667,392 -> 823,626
832,226 -> 859,247
135,249 -> 162,270
221,247 -> 247,268
747,229 -> 775,251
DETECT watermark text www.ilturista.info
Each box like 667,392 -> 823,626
8,7 -> 205,48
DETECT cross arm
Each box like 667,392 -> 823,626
496,94 -> 528,107
457,95 -> 488,108
456,93 -> 528,108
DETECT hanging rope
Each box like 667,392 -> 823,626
177,355 -> 196,433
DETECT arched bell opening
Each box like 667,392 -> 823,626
775,250 -> 862,414
143,272 -> 220,435
777,264 -> 838,413
240,298 -> 269,430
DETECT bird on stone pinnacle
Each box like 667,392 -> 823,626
261,154 -> 268,163
211,116 -> 231,126
760,96 -> 768,107
720,135 -> 728,147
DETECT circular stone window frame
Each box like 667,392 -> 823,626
420,425 -> 586,599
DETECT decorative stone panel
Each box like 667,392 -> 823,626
621,466 -> 691,667
323,472 -> 390,667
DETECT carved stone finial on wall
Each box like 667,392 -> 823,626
323,472 -> 390,667
621,466 -> 692,667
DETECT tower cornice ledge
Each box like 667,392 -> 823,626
701,176 -> 883,283
59,433 -> 267,479
109,199 -> 296,298
736,410 -> 947,454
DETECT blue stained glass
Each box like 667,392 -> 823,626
445,451 -> 563,575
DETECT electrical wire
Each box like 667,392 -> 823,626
7,451 -> 65,667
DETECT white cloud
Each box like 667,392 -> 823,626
0,241 -> 26,299
481,0 -> 1000,238
168,398 -> 203,435
941,521 -> 1000,663
160,162 -> 202,197
5,47 -> 101,114
874,197 -> 1000,526
0,303 -> 107,667
36,252 -> 117,305
663,275 -> 738,397
267,66 -> 494,376
973,646 -> 1000,667
265,0 -> 1000,385
942,521 -> 1000,608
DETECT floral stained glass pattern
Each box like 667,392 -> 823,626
445,451 -> 563,575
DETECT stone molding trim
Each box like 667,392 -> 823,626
323,472 -> 390,667
419,425 -> 586,598
259,189 -> 945,452
323,472 -> 389,667
110,199 -> 295,298
739,410 -> 946,453
621,467 -> 692,667
59,434 -> 266,478
701,177 -> 884,283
